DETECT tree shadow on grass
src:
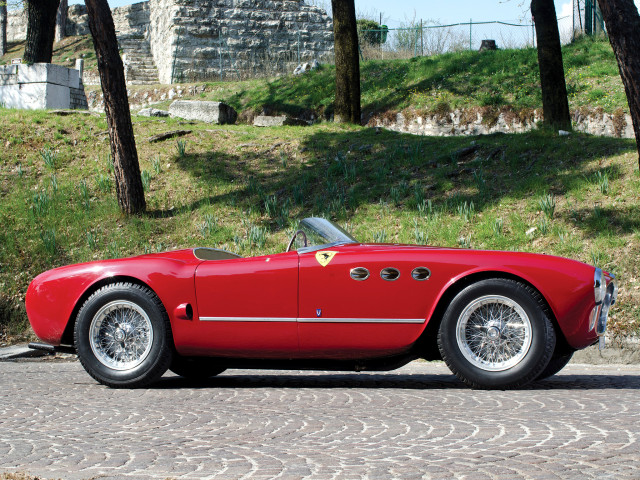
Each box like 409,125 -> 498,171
162,125 -> 636,239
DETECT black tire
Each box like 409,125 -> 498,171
437,278 -> 555,389
535,351 -> 574,380
169,356 -> 226,380
74,282 -> 173,388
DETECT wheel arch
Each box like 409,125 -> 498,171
415,270 -> 569,359
61,275 -> 165,346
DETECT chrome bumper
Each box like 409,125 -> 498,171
590,271 -> 618,350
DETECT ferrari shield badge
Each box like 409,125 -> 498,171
315,250 -> 338,267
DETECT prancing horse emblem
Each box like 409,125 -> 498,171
315,250 -> 338,267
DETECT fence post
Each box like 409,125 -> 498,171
421,19 -> 424,56
532,20 -> 535,47
297,30 -> 300,63
219,34 -> 223,81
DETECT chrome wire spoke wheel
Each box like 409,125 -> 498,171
89,300 -> 154,371
456,295 -> 532,372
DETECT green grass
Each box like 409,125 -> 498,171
2,34 -> 625,118
1,109 -> 639,341
0,36 -> 97,72
107,35 -> 624,119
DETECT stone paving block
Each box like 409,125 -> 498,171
0,361 -> 639,480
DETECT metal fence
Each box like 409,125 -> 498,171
358,20 -> 539,60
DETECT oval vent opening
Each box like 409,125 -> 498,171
411,267 -> 431,281
380,267 -> 400,281
350,267 -> 370,281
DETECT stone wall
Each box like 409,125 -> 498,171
0,63 -> 87,110
369,108 -> 635,139
7,0 -> 334,84
149,0 -> 177,84
7,3 -> 147,40
162,0 -> 334,83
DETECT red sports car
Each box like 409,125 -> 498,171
26,217 -> 617,389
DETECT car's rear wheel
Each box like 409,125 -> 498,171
438,279 -> 555,389
169,356 -> 226,380
74,283 -> 173,388
535,351 -> 574,380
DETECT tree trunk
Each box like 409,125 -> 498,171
597,0 -> 640,169
331,0 -> 361,124
55,0 -> 68,43
23,0 -> 60,64
0,2 -> 7,57
531,0 -> 572,130
85,0 -> 146,214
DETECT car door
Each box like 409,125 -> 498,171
297,246 -> 429,358
190,252 -> 299,357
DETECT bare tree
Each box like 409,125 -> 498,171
331,0 -> 361,124
1,2 -> 7,57
85,0 -> 146,214
531,0 -> 571,130
23,0 -> 60,63
597,0 -> 640,168
55,0 -> 67,43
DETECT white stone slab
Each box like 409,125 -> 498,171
169,100 -> 237,124
17,63 -> 79,89
0,83 -> 71,110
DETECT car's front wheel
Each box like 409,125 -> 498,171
438,279 -> 555,389
74,282 -> 173,388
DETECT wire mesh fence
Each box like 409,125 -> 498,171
358,20 -> 537,61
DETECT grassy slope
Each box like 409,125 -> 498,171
0,37 -> 98,73
123,35 -> 625,118
0,109 -> 638,341
3,35 -> 624,116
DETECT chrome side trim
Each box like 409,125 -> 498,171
298,317 -> 425,324
199,316 -> 425,324
200,317 -> 297,322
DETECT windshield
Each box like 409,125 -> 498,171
297,217 -> 357,251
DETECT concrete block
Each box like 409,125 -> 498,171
17,63 -> 79,89
253,115 -> 309,127
169,100 -> 237,124
0,65 -> 18,76
0,83 -> 70,110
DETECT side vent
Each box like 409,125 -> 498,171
411,267 -> 431,281
350,267 -> 370,281
380,267 -> 400,281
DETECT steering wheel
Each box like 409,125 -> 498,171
286,230 -> 308,252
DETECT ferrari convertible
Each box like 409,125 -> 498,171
26,217 -> 617,389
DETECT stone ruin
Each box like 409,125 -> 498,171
7,0 -> 334,85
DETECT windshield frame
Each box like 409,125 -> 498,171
296,217 -> 358,253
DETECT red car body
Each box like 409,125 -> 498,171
28,244 -> 602,353
25,218 -> 617,389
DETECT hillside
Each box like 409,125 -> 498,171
1,36 -> 628,119
0,107 -> 639,342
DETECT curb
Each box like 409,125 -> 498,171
0,344 -> 50,361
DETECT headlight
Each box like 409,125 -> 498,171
594,268 -> 606,304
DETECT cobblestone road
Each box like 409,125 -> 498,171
1,360 -> 639,480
